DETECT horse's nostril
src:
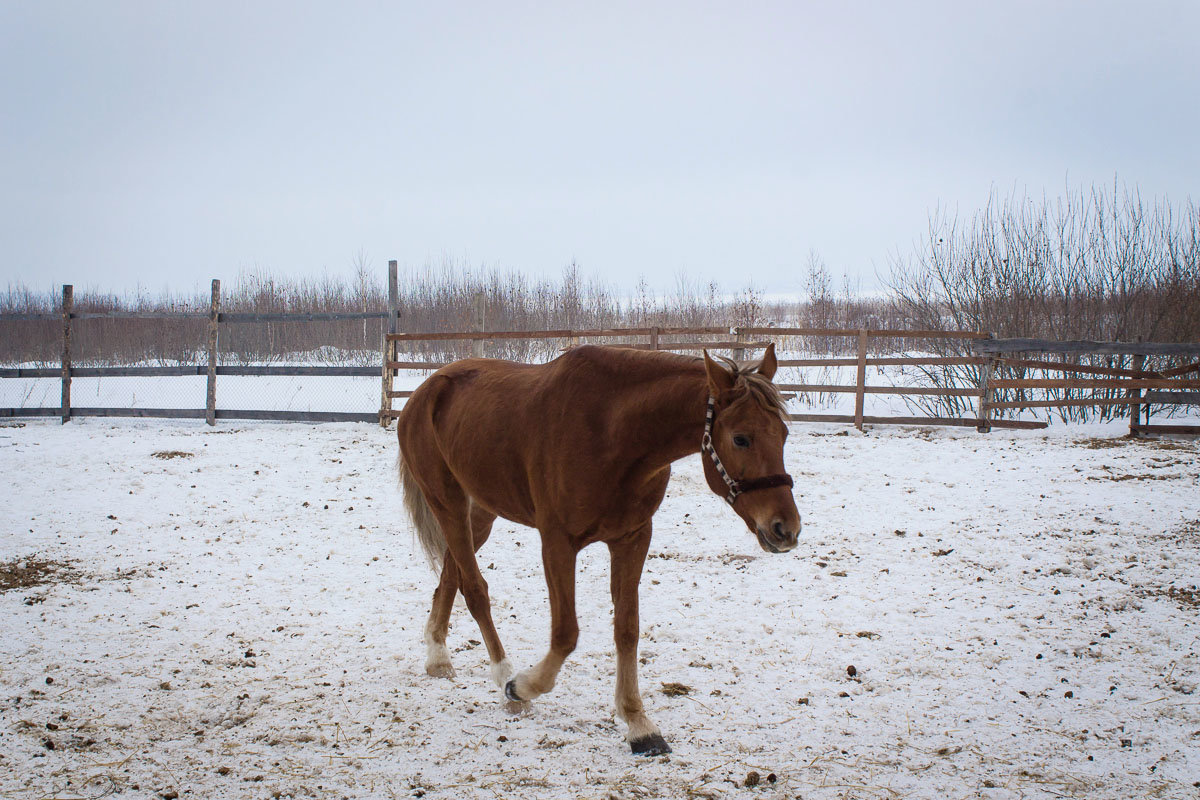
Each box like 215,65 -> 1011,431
773,521 -> 786,540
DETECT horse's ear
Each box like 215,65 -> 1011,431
703,350 -> 735,396
755,342 -> 778,380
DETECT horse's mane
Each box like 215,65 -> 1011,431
577,345 -> 788,422
705,352 -> 789,423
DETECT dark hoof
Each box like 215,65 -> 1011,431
504,679 -> 523,703
630,733 -> 671,756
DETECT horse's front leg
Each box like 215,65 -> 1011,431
504,532 -> 578,703
608,523 -> 669,756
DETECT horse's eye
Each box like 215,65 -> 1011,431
732,434 -> 751,448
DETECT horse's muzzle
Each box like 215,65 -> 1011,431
755,517 -> 800,553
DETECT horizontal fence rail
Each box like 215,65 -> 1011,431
974,338 -> 1200,357
2,311 -> 389,323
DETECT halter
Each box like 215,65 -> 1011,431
701,395 -> 795,506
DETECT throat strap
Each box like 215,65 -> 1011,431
701,396 -> 794,506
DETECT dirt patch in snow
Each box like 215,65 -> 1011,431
151,450 -> 194,459
0,556 -> 78,593
1080,436 -> 1197,451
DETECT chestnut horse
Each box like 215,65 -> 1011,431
396,344 -> 801,755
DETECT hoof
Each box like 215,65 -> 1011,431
630,733 -> 671,756
425,662 -> 455,679
504,679 -> 523,703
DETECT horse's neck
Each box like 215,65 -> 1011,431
616,364 -> 709,467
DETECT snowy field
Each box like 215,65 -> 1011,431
2,415 -> 1199,799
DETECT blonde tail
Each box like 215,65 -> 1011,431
398,451 -> 445,572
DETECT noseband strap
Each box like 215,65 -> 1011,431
701,396 -> 794,506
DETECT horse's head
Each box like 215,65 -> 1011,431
700,344 -> 802,553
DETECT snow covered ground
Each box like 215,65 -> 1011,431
2,416 -> 1198,799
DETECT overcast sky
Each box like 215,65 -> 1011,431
2,1 -> 1197,298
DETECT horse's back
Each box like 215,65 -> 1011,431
403,346 -> 625,424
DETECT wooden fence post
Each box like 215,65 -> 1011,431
732,327 -> 745,362
381,260 -> 398,427
205,279 -> 220,426
854,328 -> 868,431
649,326 -> 660,351
471,292 -> 486,358
1129,351 -> 1145,437
60,285 -> 72,424
976,334 -> 995,433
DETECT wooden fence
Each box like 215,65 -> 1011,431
971,338 -> 1200,437
0,280 -> 392,424
381,326 -> 1047,432
3,266 -> 1197,435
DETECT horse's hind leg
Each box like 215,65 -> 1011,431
424,502 -> 497,680
428,496 -> 512,689
423,561 -> 459,678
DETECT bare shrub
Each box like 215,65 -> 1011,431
886,182 -> 1200,421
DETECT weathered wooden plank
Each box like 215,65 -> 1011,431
1162,360 -> 1200,378
778,358 -> 861,367
216,366 -> 380,377
996,356 -> 1150,378
382,325 -> 983,345
2,365 -> 382,378
382,263 -> 398,429
387,360 -> 449,370
385,390 -> 415,399
874,387 -> 981,396
214,410 -> 378,423
992,378 -> 1200,390
61,285 -> 72,424
991,398 -> 1148,410
0,407 -> 60,417
974,338 -> 1200,356
206,280 -> 220,426
776,384 -> 858,393
658,341 -> 772,351
743,327 -> 988,340
71,407 -> 208,419
854,329 -> 868,431
976,353 -> 995,432
73,366 -> 206,377
786,413 -> 1045,429
776,356 -> 986,368
1144,391 -> 1200,404
651,326 -> 728,336
387,260 -> 399,338
0,313 -> 60,321
218,311 -> 388,323
1131,424 -> 1200,435
0,368 -> 60,378
387,327 -> 653,342
1129,352 -> 1146,436
788,413 -> 857,423
47,407 -> 385,423
69,311 -> 208,320
776,384 -> 980,396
